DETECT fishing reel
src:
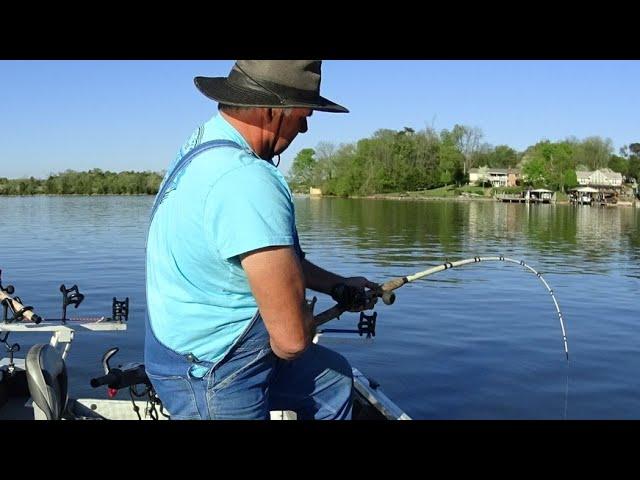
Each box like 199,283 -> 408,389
314,282 -> 384,339
330,283 -> 380,311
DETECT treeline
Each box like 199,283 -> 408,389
521,139 -> 639,191
287,124 -> 640,195
0,169 -> 163,195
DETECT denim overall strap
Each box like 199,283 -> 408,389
149,139 -> 244,224
145,139 -> 243,360
145,139 -> 248,418
145,138 -> 244,361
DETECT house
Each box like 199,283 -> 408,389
576,168 -> 623,188
469,167 -> 521,187
574,168 -> 624,204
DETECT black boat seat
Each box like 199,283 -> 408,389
25,344 -> 68,420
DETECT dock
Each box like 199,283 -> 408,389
495,194 -> 551,204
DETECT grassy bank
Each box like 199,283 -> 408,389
365,185 -> 493,200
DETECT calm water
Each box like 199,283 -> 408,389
1,196 -> 638,419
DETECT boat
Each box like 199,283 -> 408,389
0,273 -> 410,421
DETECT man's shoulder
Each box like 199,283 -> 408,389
185,142 -> 256,182
206,154 -> 287,192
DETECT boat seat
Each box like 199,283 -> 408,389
25,344 -> 69,420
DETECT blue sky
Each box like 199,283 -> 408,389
1,60 -> 638,179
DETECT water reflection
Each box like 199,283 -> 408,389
296,197 -> 640,279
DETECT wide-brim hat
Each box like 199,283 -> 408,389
194,60 -> 349,113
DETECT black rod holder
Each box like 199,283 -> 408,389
112,297 -> 129,323
60,284 -> 85,324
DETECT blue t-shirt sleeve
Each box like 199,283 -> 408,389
205,163 -> 297,260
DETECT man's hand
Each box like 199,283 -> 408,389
343,276 -> 379,292
330,276 -> 379,312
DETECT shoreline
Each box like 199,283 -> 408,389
296,193 -> 638,207
296,193 -> 493,202
358,194 -> 494,202
0,193 -> 154,197
4,193 -> 637,207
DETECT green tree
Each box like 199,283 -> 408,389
438,142 -> 464,186
521,141 -> 574,191
0,170 -> 164,196
484,145 -> 519,168
522,155 -> 547,187
624,143 -> 640,181
628,156 -> 640,182
571,136 -> 613,170
288,148 -> 317,191
563,170 -> 578,190
608,155 -> 628,175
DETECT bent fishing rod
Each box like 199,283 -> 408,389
313,256 -> 569,360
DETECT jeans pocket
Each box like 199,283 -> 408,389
147,373 -> 201,420
207,347 -> 276,419
211,347 -> 274,393
233,336 -> 271,353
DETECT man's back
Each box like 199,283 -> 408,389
144,60 -> 357,420
146,114 -> 298,365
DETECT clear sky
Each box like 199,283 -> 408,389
1,60 -> 638,179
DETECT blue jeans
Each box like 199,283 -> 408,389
144,312 -> 353,420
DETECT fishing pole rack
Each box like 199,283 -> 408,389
59,283 -> 129,325
1,270 -> 129,374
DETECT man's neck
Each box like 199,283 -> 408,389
220,110 -> 271,160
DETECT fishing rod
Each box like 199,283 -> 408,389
313,256 -> 569,360
0,270 -> 43,324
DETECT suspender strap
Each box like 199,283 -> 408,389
149,139 -> 244,223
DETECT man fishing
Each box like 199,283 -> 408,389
144,60 -> 378,420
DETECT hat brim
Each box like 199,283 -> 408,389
194,77 -> 349,113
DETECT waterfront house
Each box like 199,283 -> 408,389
576,168 -> 623,188
469,167 -> 521,187
575,168 -> 624,205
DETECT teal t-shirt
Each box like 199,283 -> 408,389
146,113 -> 303,367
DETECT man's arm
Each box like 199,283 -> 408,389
301,258 -> 348,295
301,258 -> 379,311
241,246 -> 314,361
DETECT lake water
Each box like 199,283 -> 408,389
1,195 -> 638,419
